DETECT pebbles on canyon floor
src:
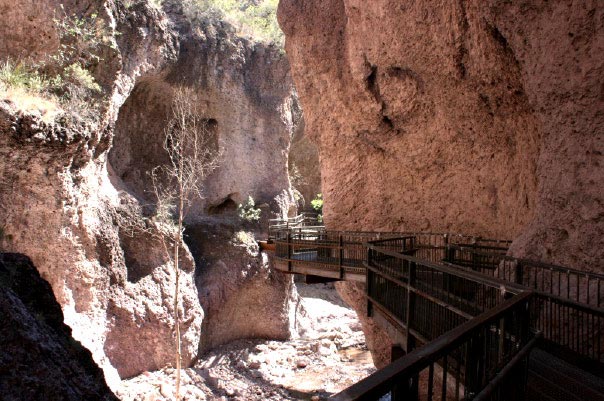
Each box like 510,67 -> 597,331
117,283 -> 375,400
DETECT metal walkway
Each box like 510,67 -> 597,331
266,219 -> 604,401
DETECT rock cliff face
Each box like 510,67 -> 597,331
0,0 -> 298,387
109,4 -> 298,219
279,0 -> 603,365
289,117 -> 322,209
0,253 -> 117,401
186,226 -> 299,353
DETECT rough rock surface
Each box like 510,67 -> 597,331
0,253 -> 117,401
117,283 -> 374,401
0,0 -> 298,388
289,117 -> 322,208
278,0 -> 603,366
109,2 -> 299,220
335,281 -> 392,369
107,0 -> 302,361
186,225 -> 299,353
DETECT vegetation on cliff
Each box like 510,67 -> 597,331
0,7 -> 110,121
182,0 -> 283,45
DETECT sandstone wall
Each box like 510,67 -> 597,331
278,0 -> 603,365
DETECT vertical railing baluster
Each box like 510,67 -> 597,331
287,231 -> 292,272
338,234 -> 343,279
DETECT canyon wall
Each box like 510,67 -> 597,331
0,253 -> 117,400
279,0 -> 603,365
0,0 -> 298,387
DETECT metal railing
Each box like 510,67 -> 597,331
333,291 -> 536,401
445,245 -> 604,366
268,225 -> 603,398
272,227 -> 512,278
365,239 -> 523,345
446,245 -> 604,308
268,212 -> 320,239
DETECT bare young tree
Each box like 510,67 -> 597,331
150,86 -> 220,401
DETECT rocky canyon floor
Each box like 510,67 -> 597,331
117,283 -> 375,401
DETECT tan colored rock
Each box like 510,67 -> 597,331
279,0 -> 603,365
187,226 -> 300,353
289,117 -> 322,208
0,0 -> 298,387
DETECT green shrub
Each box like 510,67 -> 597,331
52,6 -> 108,69
63,63 -> 101,93
311,193 -> 323,223
184,0 -> 284,46
238,195 -> 262,222
0,61 -> 48,92
0,7 -> 111,119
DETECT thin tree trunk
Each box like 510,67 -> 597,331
174,184 -> 183,401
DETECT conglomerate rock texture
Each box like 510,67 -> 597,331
279,0 -> 603,366
0,253 -> 117,401
0,0 -> 298,387
109,1 -> 299,219
186,224 -> 300,353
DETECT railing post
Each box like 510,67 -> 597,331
471,236 -> 478,271
287,231 -> 292,272
338,234 -> 344,279
514,260 -> 523,285
405,260 -> 417,351
444,234 -> 455,263
465,330 -> 485,397
366,246 -> 373,318
390,345 -> 417,401
403,259 -> 419,401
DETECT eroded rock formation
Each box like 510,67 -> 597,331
289,117 -> 322,209
0,253 -> 117,401
0,0 -> 299,388
279,0 -> 603,366
186,226 -> 299,353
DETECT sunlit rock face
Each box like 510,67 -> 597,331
278,0 -> 603,366
0,0 -> 298,386
109,3 -> 301,356
109,11 -> 299,222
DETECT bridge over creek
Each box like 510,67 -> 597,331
262,214 -> 604,401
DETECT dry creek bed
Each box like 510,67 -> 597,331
117,283 -> 376,401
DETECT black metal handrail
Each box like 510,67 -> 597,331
268,226 -> 603,398
446,244 -> 604,308
272,227 -> 513,278
333,291 -> 536,401
365,239 -> 524,347
268,212 -> 320,239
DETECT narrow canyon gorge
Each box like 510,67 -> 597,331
0,0 -> 602,400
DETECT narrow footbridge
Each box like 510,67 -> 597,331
265,215 -> 604,401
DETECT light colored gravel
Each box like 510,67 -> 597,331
117,283 -> 375,401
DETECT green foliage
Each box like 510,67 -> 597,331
237,195 -> 262,222
52,6 -> 108,68
0,61 -> 50,92
310,193 -> 323,213
0,6 -> 109,118
184,0 -> 284,46
63,63 -> 101,93
311,193 -> 323,223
